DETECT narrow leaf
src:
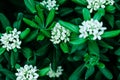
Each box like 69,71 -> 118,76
71,0 -> 87,5
59,20 -> 79,33
24,0 -> 36,13
88,40 -> 99,56
0,47 -> 5,55
22,47 -> 32,60
20,28 -> 30,39
115,48 -> 120,56
60,43 -> 69,53
23,18 -> 39,29
85,67 -> 95,79
46,9 -> 55,27
102,30 -> 120,38
38,66 -> 50,76
70,38 -> 87,45
82,8 -> 91,20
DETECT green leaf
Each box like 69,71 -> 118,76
20,28 -> 30,39
70,38 -> 87,45
60,43 -> 69,53
10,52 -> 16,68
23,18 -> 39,29
71,0 -> 87,5
85,67 -> 95,80
24,30 -> 38,42
22,47 -> 32,60
98,41 -> 113,49
115,48 -> 120,56
59,20 -> 79,33
41,29 -> 50,38
82,8 -> 91,20
15,64 -> 21,69
24,0 -> 36,13
102,30 -> 120,38
36,5 -> 44,25
97,62 -> 105,69
57,0 -> 67,5
59,8 -> 73,17
13,12 -> 23,29
37,33 -> 45,41
88,40 -> 99,56
0,13 -> 10,29
116,20 -> 120,28
104,14 -> 114,28
38,66 -> 50,76
93,8 -> 105,20
99,67 -> 113,79
46,9 -> 55,27
0,47 -> 5,55
6,26 -> 12,33
106,5 -> 116,13
69,64 -> 85,80
0,68 -> 16,80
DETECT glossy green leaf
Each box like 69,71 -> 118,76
85,67 -> 95,80
37,33 -> 45,41
58,0 -> 67,5
60,43 -> 69,53
24,0 -> 36,13
22,47 -> 32,60
20,28 -> 30,39
82,8 -> 91,20
88,40 -> 99,56
99,67 -> 113,79
6,26 -> 12,33
38,66 -> 50,76
59,20 -> 79,33
104,14 -> 114,28
59,8 -> 73,17
71,0 -> 87,5
116,20 -> 120,29
93,8 -> 105,20
36,5 -> 44,25
0,68 -> 16,80
97,62 -> 105,69
24,30 -> 38,42
13,13 -> 23,29
23,18 -> 39,29
98,40 -> 113,49
10,52 -> 15,68
69,64 -> 85,80
46,9 -> 55,27
41,29 -> 50,38
0,47 -> 5,55
0,13 -> 10,29
106,5 -> 116,13
102,30 -> 120,38
70,38 -> 87,45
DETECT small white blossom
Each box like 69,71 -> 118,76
86,0 -> 114,13
15,65 -> 39,80
0,28 -> 21,51
50,23 -> 70,44
79,19 -> 107,40
40,0 -> 59,11
47,64 -> 63,78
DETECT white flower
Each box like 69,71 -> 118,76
15,65 -> 39,80
40,0 -> 59,11
86,0 -> 114,13
47,64 -> 63,78
0,28 -> 21,51
79,19 -> 107,40
50,23 -> 70,44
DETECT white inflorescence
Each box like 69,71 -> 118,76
15,65 -> 39,80
86,0 -> 114,13
79,19 -> 107,40
0,28 -> 21,51
50,23 -> 70,44
40,0 -> 59,11
47,64 -> 63,78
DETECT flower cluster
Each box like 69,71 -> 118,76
0,28 -> 21,51
86,0 -> 114,13
15,65 -> 39,80
47,64 -> 63,78
50,23 -> 70,44
79,19 -> 107,40
40,0 -> 59,11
